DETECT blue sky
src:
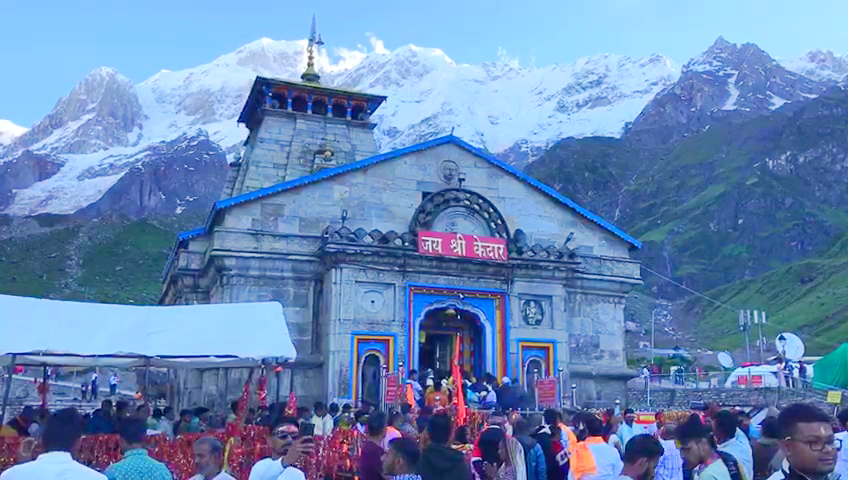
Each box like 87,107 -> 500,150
2,0 -> 847,127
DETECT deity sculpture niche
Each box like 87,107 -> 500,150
522,299 -> 544,326
438,160 -> 460,185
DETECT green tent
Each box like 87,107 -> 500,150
813,343 -> 848,389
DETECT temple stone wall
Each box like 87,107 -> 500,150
220,143 -> 630,258
165,136 -> 641,407
231,112 -> 379,196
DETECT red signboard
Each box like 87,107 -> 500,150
737,375 -> 749,386
751,375 -> 763,387
536,377 -> 558,407
385,375 -> 400,404
417,231 -> 508,262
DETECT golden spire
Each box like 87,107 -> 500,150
301,14 -> 323,84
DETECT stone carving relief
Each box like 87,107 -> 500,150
438,160 -> 460,184
431,207 -> 491,237
410,189 -> 509,239
577,256 -> 640,279
355,282 -> 395,320
521,299 -> 545,326
340,280 -> 355,320
569,333 -> 605,364
338,360 -> 351,399
360,290 -> 385,313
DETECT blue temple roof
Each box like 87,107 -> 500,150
163,134 -> 641,280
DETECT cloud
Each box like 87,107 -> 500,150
366,32 -> 390,55
497,47 -> 519,68
333,47 -> 368,71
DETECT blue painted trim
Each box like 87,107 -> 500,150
161,227 -> 207,280
505,293 -> 512,377
406,282 -> 507,294
405,283 -> 507,379
515,338 -> 557,383
163,134 -> 641,281
348,331 -> 398,400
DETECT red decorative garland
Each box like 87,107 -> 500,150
257,368 -> 268,408
0,408 -> 515,479
284,390 -> 297,417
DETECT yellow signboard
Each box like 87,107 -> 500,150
826,391 -> 842,404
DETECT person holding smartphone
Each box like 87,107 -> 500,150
249,419 -> 314,480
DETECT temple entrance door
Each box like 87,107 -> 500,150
359,354 -> 382,406
525,358 -> 544,397
418,307 -> 484,379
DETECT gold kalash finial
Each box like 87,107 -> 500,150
301,14 -> 324,84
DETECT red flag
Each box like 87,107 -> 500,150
452,335 -> 467,425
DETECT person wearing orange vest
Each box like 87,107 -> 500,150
382,411 -> 404,449
568,414 -> 622,480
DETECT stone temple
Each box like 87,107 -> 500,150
160,25 -> 642,408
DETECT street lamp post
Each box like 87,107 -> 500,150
651,309 -> 657,366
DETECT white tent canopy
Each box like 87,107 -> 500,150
0,294 -> 296,367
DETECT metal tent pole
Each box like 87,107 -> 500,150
144,359 -> 150,404
1,356 -> 16,424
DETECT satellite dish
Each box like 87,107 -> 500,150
717,351 -> 734,369
775,332 -> 805,361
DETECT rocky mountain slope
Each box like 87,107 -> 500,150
527,40 -> 848,353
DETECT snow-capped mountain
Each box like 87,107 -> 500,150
334,46 -> 677,152
0,36 -> 840,218
628,37 -> 836,143
783,50 -> 848,83
0,120 -> 27,147
0,37 -> 678,217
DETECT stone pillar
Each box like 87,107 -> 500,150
345,99 -> 352,120
286,89 -> 293,111
307,94 -> 313,114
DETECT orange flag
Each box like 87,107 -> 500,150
452,335 -> 467,425
406,383 -> 417,409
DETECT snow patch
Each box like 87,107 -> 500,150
4,145 -> 148,215
721,72 -> 740,110
0,119 -> 27,146
768,92 -> 788,110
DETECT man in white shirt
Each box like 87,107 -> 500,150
109,372 -> 120,396
654,425 -> 684,480
618,434 -> 664,480
0,407 -> 106,479
714,411 -> 753,480
249,419 -> 313,480
835,409 -> 848,480
190,436 -> 236,480
309,402 -> 334,437
158,406 -> 176,440
619,409 -> 641,449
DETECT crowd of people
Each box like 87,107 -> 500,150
405,369 -> 537,410
0,398 -> 846,480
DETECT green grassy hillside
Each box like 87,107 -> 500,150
0,216 -> 199,304
687,235 -> 848,354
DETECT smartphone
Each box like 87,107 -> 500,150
299,422 -> 315,437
